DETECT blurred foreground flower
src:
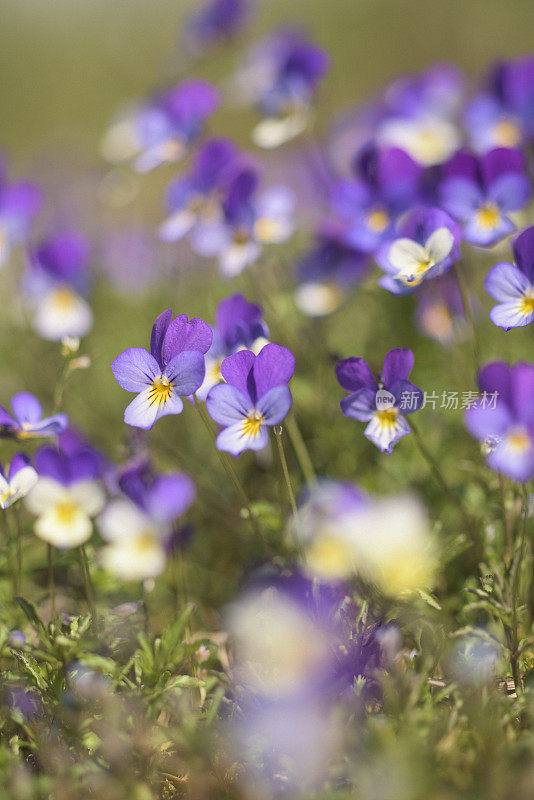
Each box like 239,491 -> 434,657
25,446 -> 105,548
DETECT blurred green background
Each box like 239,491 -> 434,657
2,0 -> 534,160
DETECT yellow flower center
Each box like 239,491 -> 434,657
402,260 -> 431,286
518,295 -> 534,316
148,375 -> 172,406
54,500 -> 79,525
376,408 -> 399,428
475,203 -> 500,230
207,359 -> 223,384
254,217 -> 280,242
50,288 -> 77,312
133,533 -> 159,555
506,427 -> 531,454
242,410 -> 265,439
366,208 -> 390,233
492,119 -> 521,148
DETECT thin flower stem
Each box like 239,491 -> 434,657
48,544 -> 56,620
453,263 -> 480,375
14,506 -> 24,598
193,395 -> 272,556
274,425 -> 299,524
285,413 -> 317,488
499,473 -> 513,555
3,513 -> 17,600
79,545 -> 97,626
509,484 -> 530,693
409,418 -> 475,533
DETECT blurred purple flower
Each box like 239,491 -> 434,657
185,0 -> 251,51
0,392 -> 67,440
465,361 -> 534,482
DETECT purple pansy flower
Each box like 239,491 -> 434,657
485,226 -> 534,330
198,294 -> 269,399
439,148 -> 531,246
464,56 -> 534,152
190,166 -> 295,276
0,454 -> 38,510
331,145 -> 423,254
101,80 -> 220,172
206,343 -> 295,455
0,392 -> 67,440
185,0 -> 251,52
112,310 -> 212,430
336,348 -> 423,453
0,158 -> 42,268
98,458 -> 195,580
464,362 -> 534,483
235,29 -> 329,148
375,207 -> 460,295
25,446 -> 105,548
159,138 -> 240,244
25,230 -> 93,341
295,224 -> 370,317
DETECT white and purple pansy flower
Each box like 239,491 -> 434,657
25,231 -> 93,342
101,79 -> 220,173
336,348 -> 423,453
376,207 -> 460,295
197,293 -> 269,400
112,310 -> 212,430
464,361 -> 534,483
206,343 -> 295,456
485,226 -> 534,330
25,447 -> 105,548
0,454 -> 38,510
98,460 -> 196,580
439,148 -> 531,246
0,392 -> 68,440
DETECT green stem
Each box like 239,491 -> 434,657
79,545 -> 97,625
410,418 -> 474,532
193,395 -> 271,556
499,474 -> 513,555
14,506 -> 23,598
509,485 -> 530,693
453,263 -> 480,375
48,544 -> 56,620
274,425 -> 299,522
285,414 -> 317,488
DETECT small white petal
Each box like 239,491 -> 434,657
70,481 -> 106,517
25,478 -> 67,515
425,227 -> 454,265
98,499 -> 152,543
100,535 -> 166,580
33,288 -> 93,342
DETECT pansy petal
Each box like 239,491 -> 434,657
389,379 -> 423,413
487,440 -> 534,484
145,474 -> 196,524
335,357 -> 377,392
150,309 -> 172,366
478,362 -> 512,406
440,177 -> 483,220
163,315 -> 213,361
34,448 -> 68,484
21,414 -> 68,438
24,477 -> 66,515
382,348 -> 414,385
253,343 -> 295,398
387,238 -> 428,273
463,214 -> 514,247
489,300 -> 534,329
488,172 -> 531,213
512,226 -> 534,281
8,453 -> 32,480
485,262 -> 531,302
124,387 -> 184,430
464,403 -> 512,440
11,392 -> 42,424
425,227 -> 455,264
364,412 -> 411,453
98,498 -> 150,542
220,349 -> 255,394
256,385 -> 293,425
70,480 -> 106,516
164,350 -> 206,396
206,383 -> 253,425
216,420 -> 269,456
340,388 -> 377,421
112,348 -> 159,392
